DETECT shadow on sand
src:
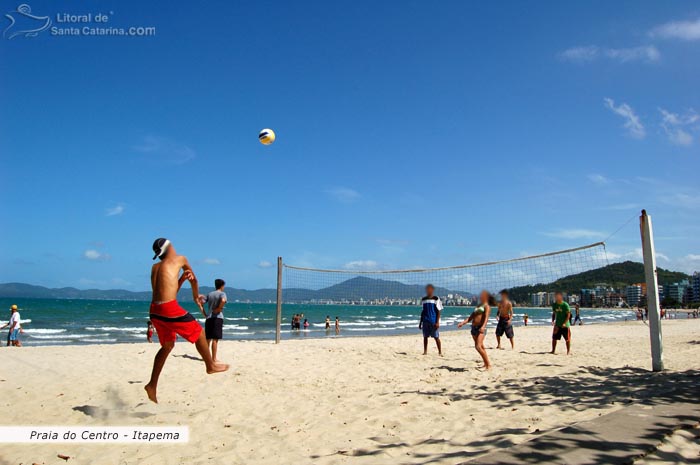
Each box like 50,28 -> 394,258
332,366 -> 700,464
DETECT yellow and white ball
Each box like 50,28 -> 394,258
259,128 -> 276,145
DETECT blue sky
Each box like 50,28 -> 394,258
1,0 -> 699,290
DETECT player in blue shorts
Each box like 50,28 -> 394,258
418,284 -> 443,356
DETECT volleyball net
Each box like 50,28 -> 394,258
281,242 -> 609,307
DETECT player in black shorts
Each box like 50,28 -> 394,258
201,279 -> 227,362
551,292 -> 572,355
495,289 -> 515,349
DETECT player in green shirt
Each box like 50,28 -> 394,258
550,292 -> 571,355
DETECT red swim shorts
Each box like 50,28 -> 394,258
149,300 -> 202,345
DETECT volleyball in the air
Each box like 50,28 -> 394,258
259,128 -> 276,145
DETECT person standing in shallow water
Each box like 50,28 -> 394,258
147,320 -> 154,343
458,290 -> 493,369
144,238 -> 228,403
573,304 -> 582,325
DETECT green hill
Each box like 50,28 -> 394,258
508,261 -> 689,303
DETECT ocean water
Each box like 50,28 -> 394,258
0,298 -> 637,346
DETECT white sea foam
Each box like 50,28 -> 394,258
85,326 -> 143,333
224,325 -> 249,330
23,328 -> 66,334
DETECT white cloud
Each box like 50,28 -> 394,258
202,258 -> 221,265
661,192 -> 700,209
105,204 -> 125,216
605,247 -> 670,264
659,108 -> 698,146
327,187 -> 361,203
651,17 -> 700,41
542,229 -> 605,240
560,45 -> 659,64
343,260 -> 380,270
133,136 -> 196,165
83,249 -> 110,261
604,98 -> 646,139
559,45 -> 599,63
587,173 -> 610,185
604,45 -> 660,63
258,260 -> 273,269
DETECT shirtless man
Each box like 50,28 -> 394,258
144,238 -> 228,403
495,289 -> 515,349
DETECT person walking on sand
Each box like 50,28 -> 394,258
523,314 -> 529,326
573,304 -> 582,325
2,305 -> 23,347
495,289 -> 515,350
335,316 -> 340,335
551,292 -> 571,355
419,284 -> 443,356
144,238 -> 228,403
457,290 -> 493,369
201,279 -> 227,363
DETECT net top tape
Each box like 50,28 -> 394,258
283,242 -> 606,274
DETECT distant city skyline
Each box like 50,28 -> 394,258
1,1 -> 699,290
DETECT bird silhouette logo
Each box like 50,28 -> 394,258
4,4 -> 51,39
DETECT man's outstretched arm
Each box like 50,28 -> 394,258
181,257 -> 201,305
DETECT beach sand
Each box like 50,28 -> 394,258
1,319 -> 699,464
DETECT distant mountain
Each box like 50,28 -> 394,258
507,261 -> 690,303
284,276 -> 458,302
0,283 -> 278,302
0,283 -> 152,300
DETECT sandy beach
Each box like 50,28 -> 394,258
1,319 -> 699,465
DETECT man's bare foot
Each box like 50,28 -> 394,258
144,384 -> 158,404
438,353 -> 443,357
550,350 -> 556,354
484,364 -> 493,370
206,363 -> 229,374
422,352 -> 427,355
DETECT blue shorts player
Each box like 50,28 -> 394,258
419,284 -> 443,356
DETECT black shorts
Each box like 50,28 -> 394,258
495,319 -> 514,338
205,318 -> 223,340
552,326 -> 570,341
